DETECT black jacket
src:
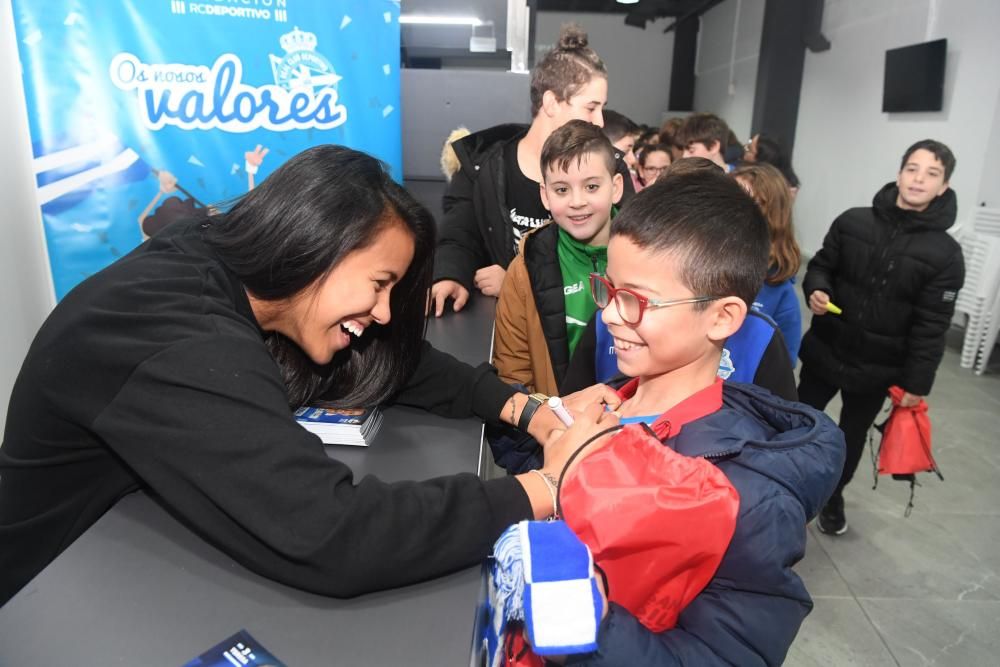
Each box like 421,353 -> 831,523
434,124 -> 634,290
523,222 -> 575,386
799,183 -> 965,395
0,220 -> 529,606
566,382 -> 844,666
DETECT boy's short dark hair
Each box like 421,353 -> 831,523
663,156 -> 723,176
675,113 -> 730,153
900,139 -> 956,181
610,170 -> 769,309
602,109 -> 639,143
541,119 -> 618,179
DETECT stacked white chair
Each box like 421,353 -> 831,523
955,208 -> 1000,374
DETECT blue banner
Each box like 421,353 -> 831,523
11,0 -> 401,299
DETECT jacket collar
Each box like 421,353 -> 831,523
452,124 -> 527,175
873,182 -> 958,232
615,377 -> 724,440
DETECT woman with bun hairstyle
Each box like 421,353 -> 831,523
733,162 -> 803,360
430,24 -> 635,316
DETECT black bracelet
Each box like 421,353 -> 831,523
517,392 -> 548,431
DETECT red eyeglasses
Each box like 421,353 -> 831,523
589,273 -> 719,325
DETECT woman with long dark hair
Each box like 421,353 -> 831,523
0,145 -> 618,606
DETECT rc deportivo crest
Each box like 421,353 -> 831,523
270,26 -> 341,93
717,348 -> 735,380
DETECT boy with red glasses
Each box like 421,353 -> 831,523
550,170 -> 844,665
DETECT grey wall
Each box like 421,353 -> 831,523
693,0 -> 1000,255
977,84 -> 1000,209
793,0 -> 1000,253
402,68 -> 530,180
693,0 -> 765,141
0,1 -> 57,432
535,12 -> 675,127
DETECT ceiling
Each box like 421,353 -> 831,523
535,0 -> 726,31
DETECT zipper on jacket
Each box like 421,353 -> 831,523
702,449 -> 741,461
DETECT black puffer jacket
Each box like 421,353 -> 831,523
799,183 -> 965,395
435,124 -> 525,290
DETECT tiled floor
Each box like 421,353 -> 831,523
788,320 -> 1000,666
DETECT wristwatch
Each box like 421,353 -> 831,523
517,392 -> 549,432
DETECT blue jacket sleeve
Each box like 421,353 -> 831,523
567,493 -> 812,667
772,282 -> 803,362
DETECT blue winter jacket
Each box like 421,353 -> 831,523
753,278 -> 802,362
566,381 -> 845,667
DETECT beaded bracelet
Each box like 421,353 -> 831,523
529,469 -> 559,519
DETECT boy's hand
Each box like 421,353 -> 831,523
899,391 -> 922,407
429,280 -> 469,317
474,264 -> 506,297
808,290 -> 831,315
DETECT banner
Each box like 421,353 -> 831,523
11,0 -> 401,299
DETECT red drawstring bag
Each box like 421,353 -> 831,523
559,423 -> 739,633
872,386 -> 943,515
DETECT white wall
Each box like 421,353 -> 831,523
976,84 -> 1000,209
0,2 -> 56,432
693,0 -> 765,141
794,0 -> 1000,253
535,12 -> 674,127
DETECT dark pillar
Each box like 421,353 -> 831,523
669,17 -> 699,112
751,0 -> 829,158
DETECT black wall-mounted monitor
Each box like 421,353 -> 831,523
882,38 -> 947,112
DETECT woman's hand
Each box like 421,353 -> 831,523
429,280 -> 469,317
515,402 -> 619,520
540,401 -> 619,479
562,383 -> 623,415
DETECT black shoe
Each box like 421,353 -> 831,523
817,494 -> 848,536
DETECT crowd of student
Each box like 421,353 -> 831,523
0,20 -> 964,667
431,23 -> 965,664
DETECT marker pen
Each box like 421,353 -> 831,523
547,396 -> 574,427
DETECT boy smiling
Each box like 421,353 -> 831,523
493,120 -> 623,395
559,170 -> 844,665
798,139 -> 965,536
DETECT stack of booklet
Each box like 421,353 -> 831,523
293,405 -> 383,446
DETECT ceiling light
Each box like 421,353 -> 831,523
399,15 -> 483,26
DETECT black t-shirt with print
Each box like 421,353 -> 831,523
504,140 -> 551,254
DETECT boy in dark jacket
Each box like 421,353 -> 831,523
492,120 -> 623,396
544,170 -> 843,665
799,139 -> 965,536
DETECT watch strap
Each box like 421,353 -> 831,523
517,392 -> 548,431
